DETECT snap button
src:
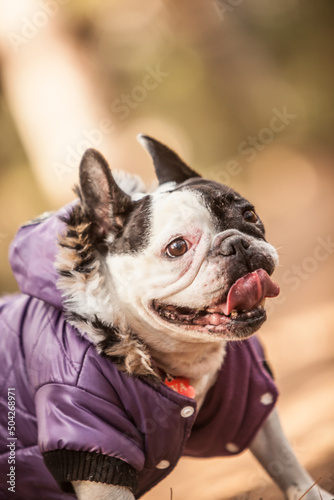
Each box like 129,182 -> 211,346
156,460 -> 170,469
260,392 -> 274,406
180,406 -> 195,418
225,442 -> 239,453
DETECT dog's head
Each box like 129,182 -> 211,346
66,135 -> 279,352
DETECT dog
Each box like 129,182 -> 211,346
0,135 -> 332,500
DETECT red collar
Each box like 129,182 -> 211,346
163,373 -> 196,399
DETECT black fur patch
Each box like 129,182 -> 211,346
174,178 -> 266,240
109,195 -> 152,254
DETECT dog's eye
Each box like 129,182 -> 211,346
166,238 -> 188,258
243,209 -> 258,223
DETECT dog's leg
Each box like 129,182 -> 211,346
250,408 -> 333,500
72,481 -> 135,500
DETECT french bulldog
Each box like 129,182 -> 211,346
55,136 -> 331,500
3,135 -> 330,500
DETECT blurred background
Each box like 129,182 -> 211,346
0,0 -> 333,498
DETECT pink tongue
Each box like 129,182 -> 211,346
224,269 -> 280,315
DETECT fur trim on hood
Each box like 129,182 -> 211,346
55,191 -> 159,381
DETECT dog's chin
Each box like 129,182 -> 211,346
150,300 -> 267,340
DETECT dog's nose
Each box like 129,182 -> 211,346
220,235 -> 250,256
214,233 -> 251,257
211,230 -> 276,276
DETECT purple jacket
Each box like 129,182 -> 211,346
0,206 -> 278,500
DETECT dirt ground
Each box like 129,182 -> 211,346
143,303 -> 334,500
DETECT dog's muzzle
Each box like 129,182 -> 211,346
211,229 -> 276,277
151,230 -> 280,338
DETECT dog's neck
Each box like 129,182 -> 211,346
150,340 -> 226,379
149,338 -> 227,407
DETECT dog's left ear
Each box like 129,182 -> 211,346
137,134 -> 201,185
79,148 -> 133,241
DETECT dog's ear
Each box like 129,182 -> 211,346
79,149 -> 133,241
137,134 -> 201,185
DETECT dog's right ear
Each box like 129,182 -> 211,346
79,149 -> 133,241
137,134 -> 201,185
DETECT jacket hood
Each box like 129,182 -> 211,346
9,202 -> 77,309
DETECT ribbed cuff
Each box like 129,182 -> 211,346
43,450 -> 138,494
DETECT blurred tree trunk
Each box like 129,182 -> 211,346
0,0 -> 118,204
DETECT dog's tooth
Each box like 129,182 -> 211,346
260,299 -> 266,307
164,310 -> 176,319
230,310 -> 238,319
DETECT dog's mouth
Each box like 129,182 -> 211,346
152,269 -> 279,337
